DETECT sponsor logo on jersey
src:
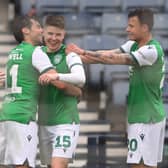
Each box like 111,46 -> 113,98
53,54 -> 62,65
63,148 -> 67,153
27,135 -> 32,141
129,152 -> 133,158
139,133 -> 145,141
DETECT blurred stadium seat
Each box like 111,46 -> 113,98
81,34 -> 120,50
165,0 -> 168,12
108,70 -> 129,105
101,13 -> 127,35
65,36 -> 83,47
19,0 -> 32,15
104,65 -> 129,86
105,68 -> 129,132
153,14 -> 168,36
62,13 -> 100,36
36,0 -> 79,16
79,0 -> 122,14
122,0 -> 165,12
80,35 -> 120,88
154,36 -> 168,53
87,64 -> 105,88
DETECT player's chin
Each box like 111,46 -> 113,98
128,35 -> 135,41
49,44 -> 60,51
36,36 -> 43,45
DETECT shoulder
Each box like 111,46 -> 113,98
131,44 -> 158,66
120,40 -> 137,53
148,39 -> 164,56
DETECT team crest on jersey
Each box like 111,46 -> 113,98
53,54 -> 63,65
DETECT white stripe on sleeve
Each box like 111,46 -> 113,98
131,45 -> 158,66
32,47 -> 53,73
58,52 -> 86,87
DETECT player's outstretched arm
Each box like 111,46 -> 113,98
66,43 -> 133,65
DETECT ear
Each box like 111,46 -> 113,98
22,27 -> 30,35
63,30 -> 66,36
142,24 -> 148,32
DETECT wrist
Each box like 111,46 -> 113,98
82,49 -> 86,55
55,74 -> 59,80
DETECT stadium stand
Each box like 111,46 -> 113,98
153,13 -> 168,36
101,13 -> 127,35
165,0 -> 168,12
62,13 -> 101,36
19,0 -> 32,15
79,0 -> 122,14
82,34 -> 120,50
105,69 -> 129,132
65,36 -> 83,47
122,0 -> 165,13
36,0 -> 79,16
104,65 -> 129,85
154,36 -> 168,54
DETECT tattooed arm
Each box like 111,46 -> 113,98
66,43 -> 134,65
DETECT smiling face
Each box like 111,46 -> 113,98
43,25 -> 65,53
13,16 -> 43,45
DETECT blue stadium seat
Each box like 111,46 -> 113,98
81,35 -> 120,87
81,35 -> 120,50
65,36 -> 83,47
36,0 -> 79,16
87,64 -> 105,88
122,0 -> 165,13
101,13 -> 127,35
165,0 -> 168,12
154,36 -> 168,53
153,14 -> 168,36
111,70 -> 129,106
79,0 -> 122,14
105,67 -> 129,133
104,64 -> 129,86
20,0 -> 32,15
63,13 -> 100,36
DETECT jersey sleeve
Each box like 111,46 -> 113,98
32,47 -> 53,73
58,52 -> 86,87
120,40 -> 135,53
131,45 -> 158,66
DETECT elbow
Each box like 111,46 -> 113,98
78,74 -> 86,88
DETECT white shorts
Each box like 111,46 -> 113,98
0,121 -> 38,168
38,124 -> 80,165
127,119 -> 166,167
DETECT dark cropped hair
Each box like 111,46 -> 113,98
128,8 -> 154,31
44,15 -> 65,29
12,15 -> 39,43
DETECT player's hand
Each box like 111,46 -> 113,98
66,43 -> 85,55
0,71 -> 6,84
39,73 -> 59,85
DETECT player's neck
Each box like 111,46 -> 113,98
138,33 -> 152,48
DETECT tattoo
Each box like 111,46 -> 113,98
84,50 -> 102,57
